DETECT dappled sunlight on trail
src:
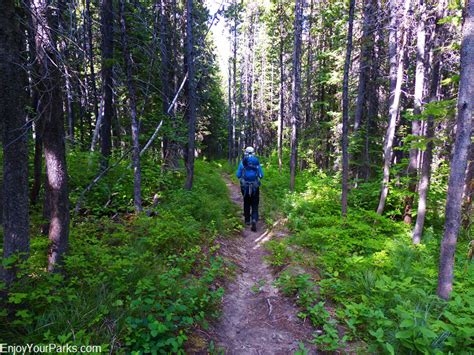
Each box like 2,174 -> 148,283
210,175 -> 317,354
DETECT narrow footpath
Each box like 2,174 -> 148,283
211,175 -> 317,354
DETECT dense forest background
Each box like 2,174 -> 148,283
0,0 -> 472,352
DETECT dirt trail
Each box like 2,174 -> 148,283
211,176 -> 317,354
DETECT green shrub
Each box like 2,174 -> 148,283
1,158 -> 236,353
262,162 -> 474,353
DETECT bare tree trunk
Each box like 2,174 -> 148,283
290,0 -> 303,191
1,0 -> 30,283
80,18 -> 93,140
246,16 -> 255,146
232,5 -> 237,164
342,0 -> 355,216
100,0 -> 114,168
404,0 -> 426,224
412,0 -> 446,244
158,0 -> 171,164
64,69 -> 75,143
119,0 -> 142,212
362,0 -> 382,181
354,0 -> 376,132
31,121 -> 43,205
228,57 -> 233,163
31,0 -> 70,272
376,0 -> 410,215
278,0 -> 284,174
437,0 -> 474,300
57,1 -> 75,145
463,144 -> 473,229
303,0 -> 314,143
86,0 -> 99,136
184,0 -> 197,190
25,3 -> 43,206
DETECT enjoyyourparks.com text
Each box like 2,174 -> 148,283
0,343 -> 102,354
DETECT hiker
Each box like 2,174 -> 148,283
236,147 -> 264,232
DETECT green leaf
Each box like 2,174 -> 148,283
418,327 -> 437,339
395,330 -> 413,339
385,343 -> 395,355
399,319 -> 415,328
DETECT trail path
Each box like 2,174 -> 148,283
211,175 -> 317,354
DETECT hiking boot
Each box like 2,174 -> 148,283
245,220 -> 251,225
251,220 -> 257,232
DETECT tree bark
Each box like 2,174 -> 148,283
100,0 -> 114,168
31,121 -> 43,205
463,144 -> 473,229
304,0 -> 314,132
437,0 -> 474,300
232,3 -> 238,163
1,0 -> 30,284
354,0 -> 376,132
25,1 -> 43,206
342,0 -> 355,216
278,0 -> 284,174
404,0 -> 426,224
290,0 -> 303,191
362,0 -> 382,181
158,0 -> 171,165
86,0 -> 100,139
119,0 -> 142,212
184,0 -> 197,190
31,0 -> 70,272
228,57 -> 233,163
376,0 -> 410,215
57,1 -> 75,145
412,0 -> 446,244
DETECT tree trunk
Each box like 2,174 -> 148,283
246,16 -> 255,146
159,0 -> 171,165
342,0 -> 355,216
1,0 -> 30,284
31,0 -> 70,272
278,0 -> 284,174
119,0 -> 142,212
290,0 -> 303,191
31,121 -> 43,205
86,0 -> 100,138
404,0 -> 426,224
232,4 -> 238,163
362,0 -> 382,181
25,1 -> 43,206
412,0 -> 446,244
354,0 -> 376,132
437,0 -> 474,300
463,144 -> 473,229
100,0 -> 114,168
228,57 -> 233,163
184,0 -> 197,190
58,1 -> 75,145
304,0 -> 314,131
376,0 -> 410,215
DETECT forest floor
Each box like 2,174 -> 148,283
208,175 -> 317,354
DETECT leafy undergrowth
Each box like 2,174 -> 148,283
1,154 -> 240,353
258,157 -> 474,353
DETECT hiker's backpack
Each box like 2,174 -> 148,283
242,155 -> 260,182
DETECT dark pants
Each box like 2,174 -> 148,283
241,186 -> 260,223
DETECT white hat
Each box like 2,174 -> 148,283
245,146 -> 255,155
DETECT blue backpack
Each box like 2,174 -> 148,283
242,155 -> 260,182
